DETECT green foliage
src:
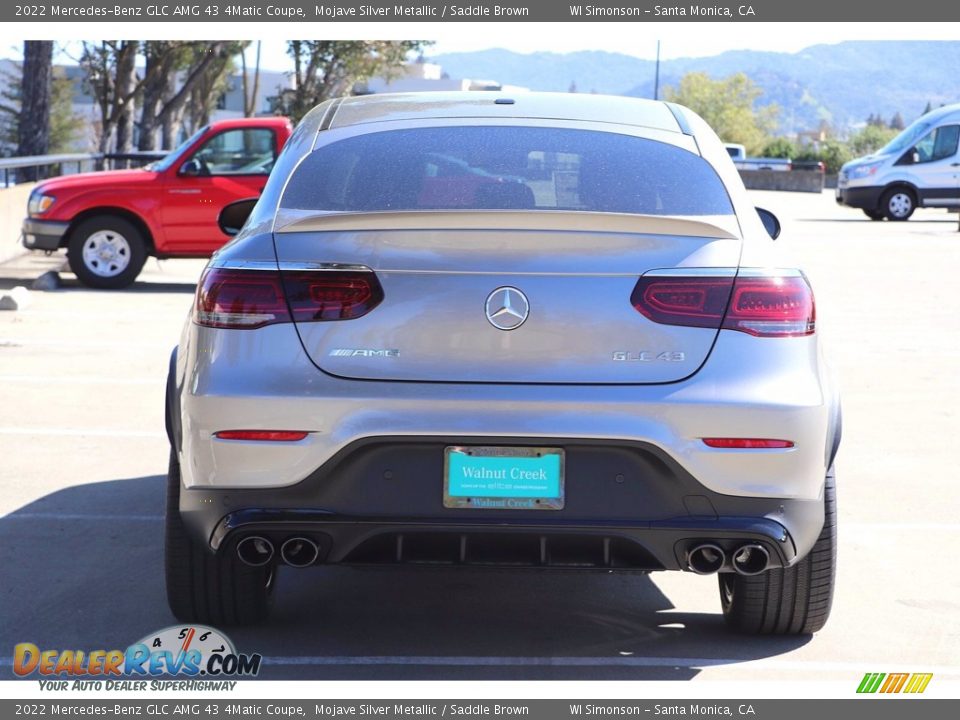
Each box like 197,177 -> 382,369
271,41 -> 433,123
849,124 -> 898,156
761,138 -> 797,158
663,72 -> 778,154
0,60 -> 82,155
795,140 -> 852,174
49,68 -> 83,153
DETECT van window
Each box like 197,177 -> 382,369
914,125 -> 960,163
281,126 -> 734,216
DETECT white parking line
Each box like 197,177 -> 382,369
844,522 -> 960,531
0,427 -> 165,438
0,375 -> 159,385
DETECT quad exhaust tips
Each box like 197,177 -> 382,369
731,543 -> 770,576
236,536 -> 274,567
687,543 -> 726,575
280,537 -> 320,568
687,542 -> 771,575
236,535 -> 320,567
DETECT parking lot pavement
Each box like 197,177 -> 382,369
1,192 -> 959,682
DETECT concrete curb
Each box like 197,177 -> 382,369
0,184 -> 35,265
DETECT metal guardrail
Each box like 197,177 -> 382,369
0,151 -> 167,187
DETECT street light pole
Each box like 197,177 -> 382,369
654,40 -> 661,100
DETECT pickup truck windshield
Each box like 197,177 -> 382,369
146,126 -> 208,172
281,126 -> 734,216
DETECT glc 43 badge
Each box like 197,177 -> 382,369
612,351 -> 686,362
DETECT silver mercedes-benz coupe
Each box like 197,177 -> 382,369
165,92 -> 840,634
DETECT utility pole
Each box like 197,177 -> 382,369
654,40 -> 661,100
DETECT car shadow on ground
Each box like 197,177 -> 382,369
0,476 -> 810,681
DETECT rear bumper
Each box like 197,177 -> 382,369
180,437 -> 824,570
173,319 -> 839,570
21,218 -> 69,251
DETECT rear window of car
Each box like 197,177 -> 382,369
280,126 -> 733,216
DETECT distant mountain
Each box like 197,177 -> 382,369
430,41 -> 960,134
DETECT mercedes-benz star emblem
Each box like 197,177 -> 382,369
485,286 -> 530,330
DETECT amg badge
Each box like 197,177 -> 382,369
329,348 -> 399,358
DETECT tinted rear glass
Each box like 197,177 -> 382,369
281,126 -> 733,216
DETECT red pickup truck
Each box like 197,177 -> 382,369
21,116 -> 293,288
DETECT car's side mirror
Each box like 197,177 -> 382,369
218,198 -> 258,237
756,207 -> 781,240
179,158 -> 205,177
911,149 -> 920,164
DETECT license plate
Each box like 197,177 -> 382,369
443,446 -> 565,510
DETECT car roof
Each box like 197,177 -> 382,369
917,102 -> 960,124
328,91 -> 685,134
213,116 -> 291,130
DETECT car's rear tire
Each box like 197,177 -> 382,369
165,448 -> 273,625
881,187 -> 916,221
67,215 -> 148,289
718,467 -> 836,635
863,209 -> 884,221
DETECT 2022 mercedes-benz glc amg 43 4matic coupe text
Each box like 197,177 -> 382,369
164,92 -> 841,634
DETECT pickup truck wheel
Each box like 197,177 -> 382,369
881,188 -> 916,221
718,467 -> 836,635
67,216 -> 148,289
863,209 -> 884,221
165,448 -> 273,625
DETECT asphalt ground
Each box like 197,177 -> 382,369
0,191 -> 958,683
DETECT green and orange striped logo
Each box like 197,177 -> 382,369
857,672 -> 933,694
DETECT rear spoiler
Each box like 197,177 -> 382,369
273,209 -> 740,240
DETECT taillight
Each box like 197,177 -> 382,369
195,267 -> 383,329
702,438 -> 794,449
215,430 -> 309,441
631,271 -> 815,338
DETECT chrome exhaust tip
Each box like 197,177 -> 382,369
686,543 -> 726,575
236,535 -> 274,567
280,536 -> 320,568
731,543 -> 770,576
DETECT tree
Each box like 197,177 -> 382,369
1,57 -> 84,157
849,124 -> 897,156
662,72 -> 777,154
795,140 -> 852,175
761,138 -> 797,159
79,41 -> 141,155
889,112 -> 905,131
271,41 -> 432,122
17,41 -> 53,180
923,101 -> 933,116
138,41 -> 234,151
241,41 -> 261,117
182,42 -> 247,134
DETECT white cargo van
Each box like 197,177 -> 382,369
836,103 -> 960,220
